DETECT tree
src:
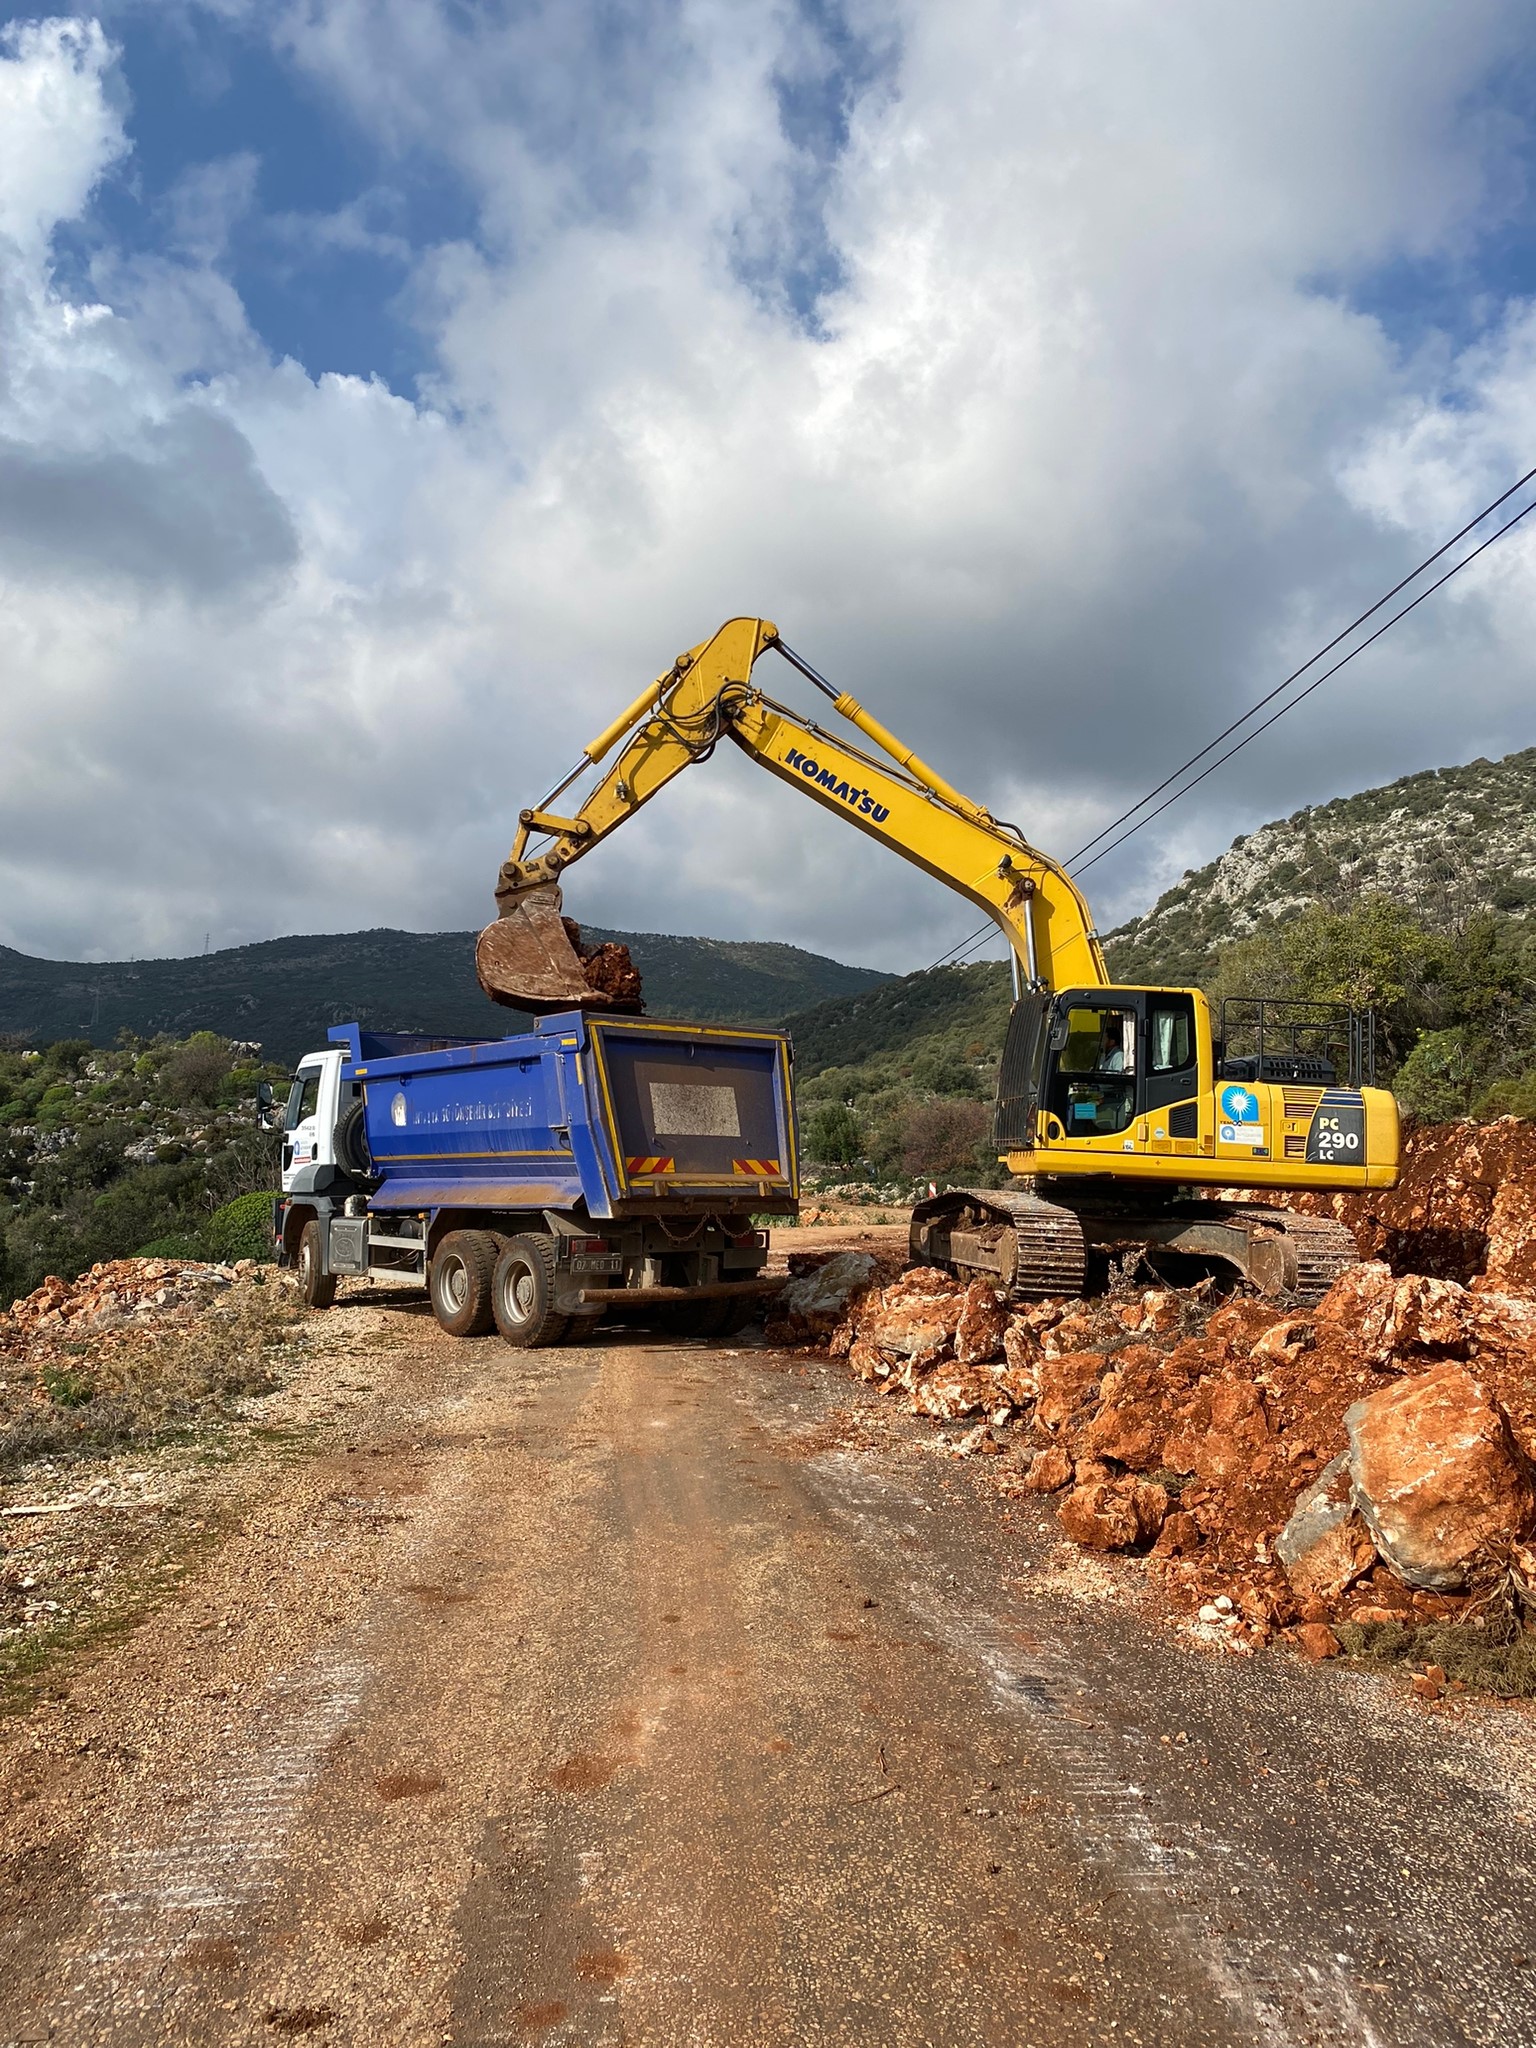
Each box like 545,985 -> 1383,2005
159,1031 -> 232,1107
1209,896 -> 1437,1065
890,1096 -> 991,1180
805,1102 -> 862,1167
1391,1029 -> 1473,1121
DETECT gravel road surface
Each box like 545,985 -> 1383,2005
3,1295 -> 1535,2047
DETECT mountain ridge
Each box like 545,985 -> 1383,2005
1105,744 -> 1536,989
783,743 -> 1536,1078
0,925 -> 891,1067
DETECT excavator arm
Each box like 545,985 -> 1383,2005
477,616 -> 1108,1009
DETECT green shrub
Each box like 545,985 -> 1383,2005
1475,1071 -> 1536,1120
39,1363 -> 95,1408
34,1082 -> 77,1131
805,1103 -> 863,1166
159,1031 -> 232,1107
1393,1029 -> 1471,1121
202,1190 -> 277,1264
134,1233 -> 204,1260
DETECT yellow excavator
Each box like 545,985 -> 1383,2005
477,617 -> 1400,1301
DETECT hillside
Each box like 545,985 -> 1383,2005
0,926 -> 890,1068
785,960 -> 1012,1077
784,744 -> 1536,1120
1105,745 -> 1536,989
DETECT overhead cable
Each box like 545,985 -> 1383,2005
1070,488 -> 1536,879
1064,460 -> 1536,871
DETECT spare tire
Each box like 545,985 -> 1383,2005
334,1099 -> 372,1178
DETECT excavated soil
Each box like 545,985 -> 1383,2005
561,917 -> 645,1010
1279,1113 -> 1536,1292
779,1119 -> 1536,1680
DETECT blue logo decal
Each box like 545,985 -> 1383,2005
1219,1084 -> 1261,1125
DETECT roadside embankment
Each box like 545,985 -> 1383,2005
776,1119 -> 1536,1692
0,1258 -> 320,1707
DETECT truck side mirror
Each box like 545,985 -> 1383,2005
257,1081 -> 274,1108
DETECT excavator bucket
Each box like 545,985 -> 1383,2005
476,882 -> 645,1014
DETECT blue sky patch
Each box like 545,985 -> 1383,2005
27,4 -> 478,390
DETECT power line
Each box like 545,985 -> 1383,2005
1064,460 -> 1536,870
924,922 -> 993,970
817,463 -> 1536,977
1070,487 -> 1536,879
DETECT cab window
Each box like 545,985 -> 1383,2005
285,1070 -> 321,1131
1148,1004 -> 1192,1074
1049,1005 -> 1136,1136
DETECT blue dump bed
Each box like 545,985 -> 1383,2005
328,1011 -> 797,1218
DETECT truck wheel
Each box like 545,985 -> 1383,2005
492,1235 -> 569,1349
298,1220 -> 338,1310
715,1295 -> 762,1338
430,1230 -> 498,1337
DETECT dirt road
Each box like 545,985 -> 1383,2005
3,1297 -> 1535,2047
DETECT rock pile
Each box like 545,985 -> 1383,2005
561,918 -> 645,1012
1,1259 -> 245,1349
1281,1115 -> 1536,1293
819,1256 -> 1536,1655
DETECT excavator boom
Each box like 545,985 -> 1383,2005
479,616 -> 1106,1007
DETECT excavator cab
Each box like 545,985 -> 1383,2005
992,985 -> 1398,1195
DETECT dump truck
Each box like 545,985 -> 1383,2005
270,1012 -> 797,1344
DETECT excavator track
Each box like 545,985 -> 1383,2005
911,1188 -> 1359,1304
1212,1204 -> 1359,1303
909,1188 -> 1088,1300
1072,1196 -> 1361,1303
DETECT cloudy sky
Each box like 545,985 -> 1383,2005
2,2 -> 1536,972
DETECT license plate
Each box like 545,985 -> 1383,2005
570,1254 -> 623,1275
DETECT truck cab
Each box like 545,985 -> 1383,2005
279,1051 -> 342,1196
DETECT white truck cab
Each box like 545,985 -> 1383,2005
279,1049 -> 343,1197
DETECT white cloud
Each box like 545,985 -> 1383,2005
2,2 -> 1536,977
0,17 -> 123,257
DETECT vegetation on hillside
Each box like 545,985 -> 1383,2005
0,924 -> 891,1066
0,1032 -> 285,1307
788,962 -> 1014,1185
1106,745 -> 1536,990
1210,897 -> 1536,1121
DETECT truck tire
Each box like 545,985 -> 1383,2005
430,1230 -> 498,1338
298,1220 -> 338,1310
334,1100 -> 371,1177
715,1294 -> 763,1338
491,1235 -> 569,1349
